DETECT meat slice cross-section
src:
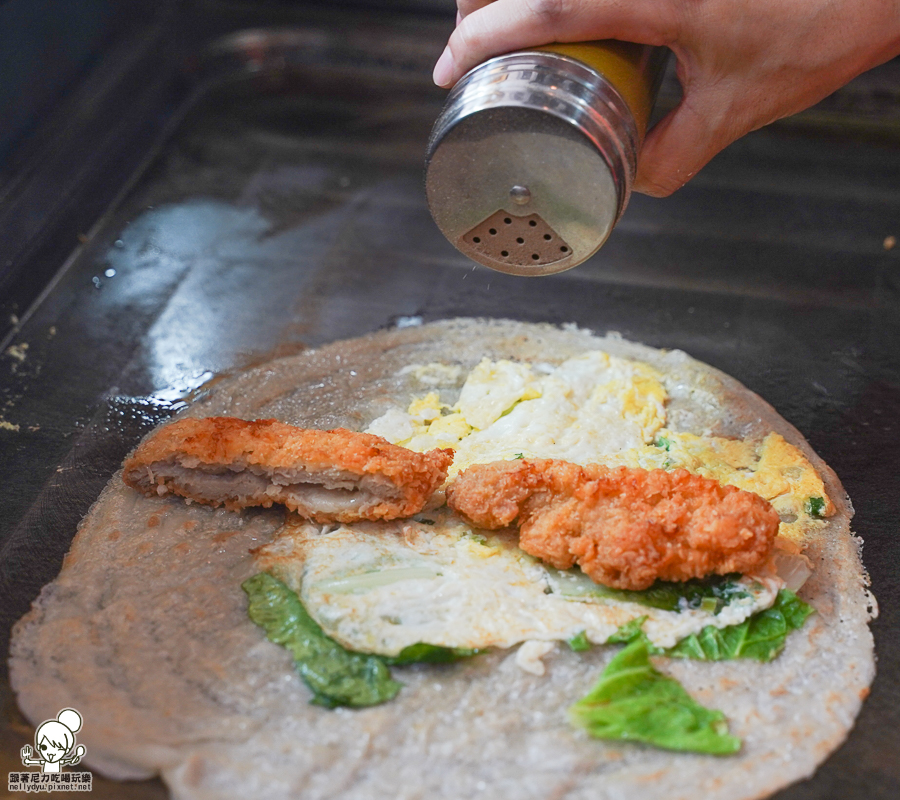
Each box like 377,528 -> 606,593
446,459 -> 779,590
122,417 -> 453,522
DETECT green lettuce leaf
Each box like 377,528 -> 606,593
569,639 -> 741,755
242,572 -> 401,708
567,631 -> 592,652
383,643 -> 480,665
615,574 -> 750,613
550,568 -> 749,614
607,616 -> 648,644
243,573 -> 482,706
665,590 -> 814,662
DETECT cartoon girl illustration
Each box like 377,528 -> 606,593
20,708 -> 86,774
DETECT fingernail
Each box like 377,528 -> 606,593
433,46 -> 455,87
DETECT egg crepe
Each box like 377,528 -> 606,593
9,319 -> 875,800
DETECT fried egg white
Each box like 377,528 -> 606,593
255,510 -> 781,655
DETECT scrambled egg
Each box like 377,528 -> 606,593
264,513 -> 781,655
368,352 -> 832,546
369,352 -> 668,476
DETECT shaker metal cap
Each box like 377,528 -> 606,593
425,51 -> 639,276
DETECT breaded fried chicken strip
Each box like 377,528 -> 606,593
123,417 -> 453,522
446,460 -> 779,590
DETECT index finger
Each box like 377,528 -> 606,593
433,0 -> 678,87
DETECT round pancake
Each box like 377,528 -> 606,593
9,319 -> 875,800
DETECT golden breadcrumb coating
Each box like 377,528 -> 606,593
122,417 -> 453,522
446,459 -> 779,590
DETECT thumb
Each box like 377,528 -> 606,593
635,86 -> 743,197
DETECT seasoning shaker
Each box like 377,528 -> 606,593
425,42 -> 669,275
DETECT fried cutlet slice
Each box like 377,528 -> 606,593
122,417 -> 453,522
446,459 -> 779,590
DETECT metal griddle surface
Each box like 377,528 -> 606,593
1,4 -> 899,798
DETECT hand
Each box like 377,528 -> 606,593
433,0 -> 900,195
21,744 -> 33,761
66,745 -> 86,765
